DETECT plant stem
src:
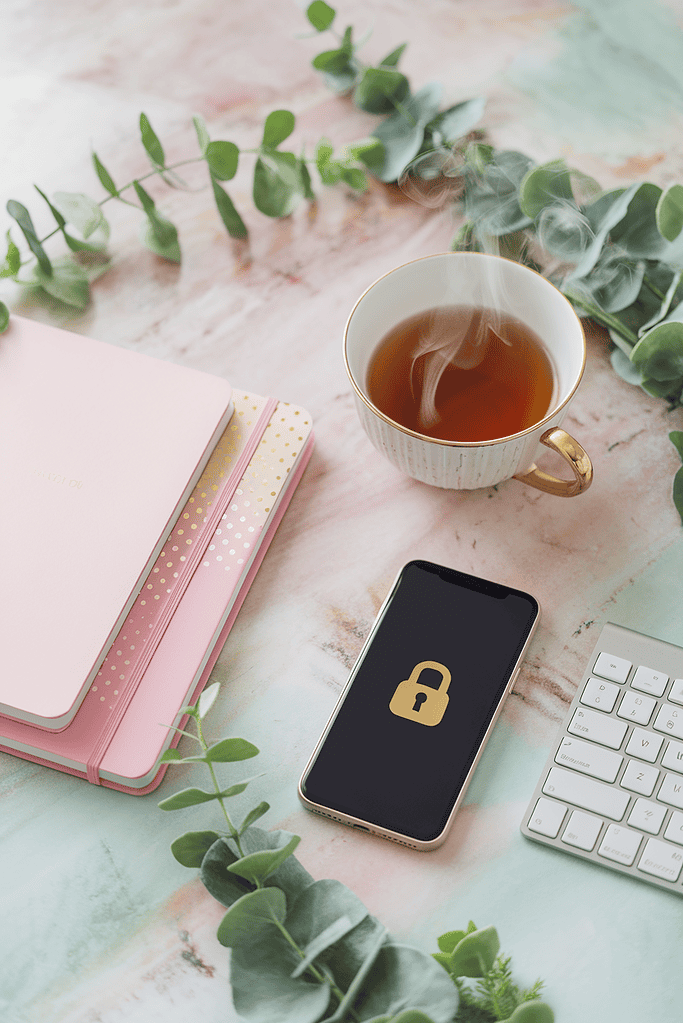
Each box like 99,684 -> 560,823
271,917 -> 359,1020
195,713 -> 244,857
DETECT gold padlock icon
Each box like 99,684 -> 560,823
389,660 -> 451,726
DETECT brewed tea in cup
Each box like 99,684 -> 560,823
344,252 -> 592,495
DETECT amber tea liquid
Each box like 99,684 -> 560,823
366,305 -> 556,442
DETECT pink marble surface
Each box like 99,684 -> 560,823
3,2 -> 683,1021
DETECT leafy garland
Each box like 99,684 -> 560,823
159,681 -> 554,1023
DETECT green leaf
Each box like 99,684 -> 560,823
290,915 -> 354,978
262,110 -> 296,150
518,159 -> 575,219
228,834 -> 301,885
139,112 -> 165,168
230,924 -> 330,1023
536,203 -> 595,263
141,216 -> 181,262
353,66 -> 410,114
157,786 -> 219,810
0,302 -> 9,332
340,167 -> 367,191
447,925 -> 500,978
201,837 -> 254,907
202,828 -> 314,908
318,918 -> 388,1022
670,430 -> 683,462
253,152 -> 304,217
610,181 -> 667,259
92,152 -> 118,196
379,43 -> 407,67
588,254 -> 646,313
218,779 -> 253,798
159,747 -> 188,762
32,259 -> 89,309
0,230 -> 20,278
657,184 -> 683,242
197,680 -> 220,718
205,140 -> 239,181
193,114 -> 211,155
463,150 -> 535,236
370,83 -> 442,183
570,184 -> 640,279
610,346 -> 642,385
52,192 -> 109,240
239,800 -> 271,834
216,886 -> 287,947
425,96 -> 485,145
631,320 -> 683,381
307,1 -> 335,32
205,736 -> 259,763
500,1001 -> 555,1023
353,943 -> 459,1022
6,199 -> 52,275
436,929 -> 469,954
170,830 -> 221,867
211,175 -> 248,239
672,464 -> 683,525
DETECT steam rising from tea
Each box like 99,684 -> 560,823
366,305 -> 556,443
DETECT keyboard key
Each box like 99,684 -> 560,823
658,773 -> 683,810
662,740 -> 683,774
625,727 -> 664,763
555,737 -> 622,782
527,797 -> 567,838
638,838 -> 683,882
653,703 -> 683,740
620,759 -> 659,797
594,651 -> 631,683
561,810 -> 602,851
580,677 -> 619,712
631,665 -> 669,698
663,811 -> 683,847
628,798 -> 667,834
567,707 -> 628,750
598,824 -> 642,865
543,766 -> 630,820
669,679 -> 683,706
617,689 -> 656,725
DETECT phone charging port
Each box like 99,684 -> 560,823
354,824 -> 370,832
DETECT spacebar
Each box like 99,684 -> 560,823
543,766 -> 629,820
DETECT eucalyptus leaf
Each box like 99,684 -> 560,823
463,150 -> 534,236
211,175 -> 248,239
306,0 -> 336,32
286,879 -> 369,963
197,681 -> 220,718
425,96 -> 485,145
216,885 -> 287,948
610,181 -> 667,259
239,801 -> 271,834
638,269 -> 683,335
657,184 -> 683,242
141,216 -> 181,262
6,199 -> 52,275
91,151 -> 118,196
53,191 -> 109,240
193,113 -> 211,155
205,736 -> 259,762
353,943 -> 459,1023
436,924 -> 475,954
228,834 -> 301,885
671,430 -> 683,461
170,830 -> 221,867
201,837 -> 254,907
0,230 -> 20,278
32,259 -> 89,308
610,346 -> 643,385
670,433 -> 683,524
589,254 -> 646,313
353,66 -> 409,114
158,786 -> 219,810
319,918 -> 388,1023
0,302 -> 9,332
230,924 -> 331,1023
262,110 -> 296,150
290,915 -> 355,978
140,112 -> 165,168
370,83 -> 442,183
569,184 -> 640,280
631,320 -> 683,381
536,202 -> 593,262
205,140 -> 239,181
221,827 -> 315,904
380,43 -> 407,67
298,155 -> 315,200
253,152 -> 304,217
518,159 -> 575,219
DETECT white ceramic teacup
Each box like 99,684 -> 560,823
343,251 -> 593,496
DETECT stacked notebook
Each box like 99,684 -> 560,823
0,316 -> 313,793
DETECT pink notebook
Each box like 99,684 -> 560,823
0,392 -> 314,792
1,317 -> 234,730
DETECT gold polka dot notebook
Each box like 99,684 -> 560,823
0,388 -> 314,793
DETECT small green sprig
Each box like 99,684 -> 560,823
158,684 -> 553,1023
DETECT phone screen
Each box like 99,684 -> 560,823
300,560 -> 539,844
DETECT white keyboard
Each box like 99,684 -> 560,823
521,623 -> 683,895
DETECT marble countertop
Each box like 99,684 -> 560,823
3,1 -> 683,1021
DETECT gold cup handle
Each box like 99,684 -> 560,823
514,428 -> 593,497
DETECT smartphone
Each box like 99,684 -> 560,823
298,560 -> 540,850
